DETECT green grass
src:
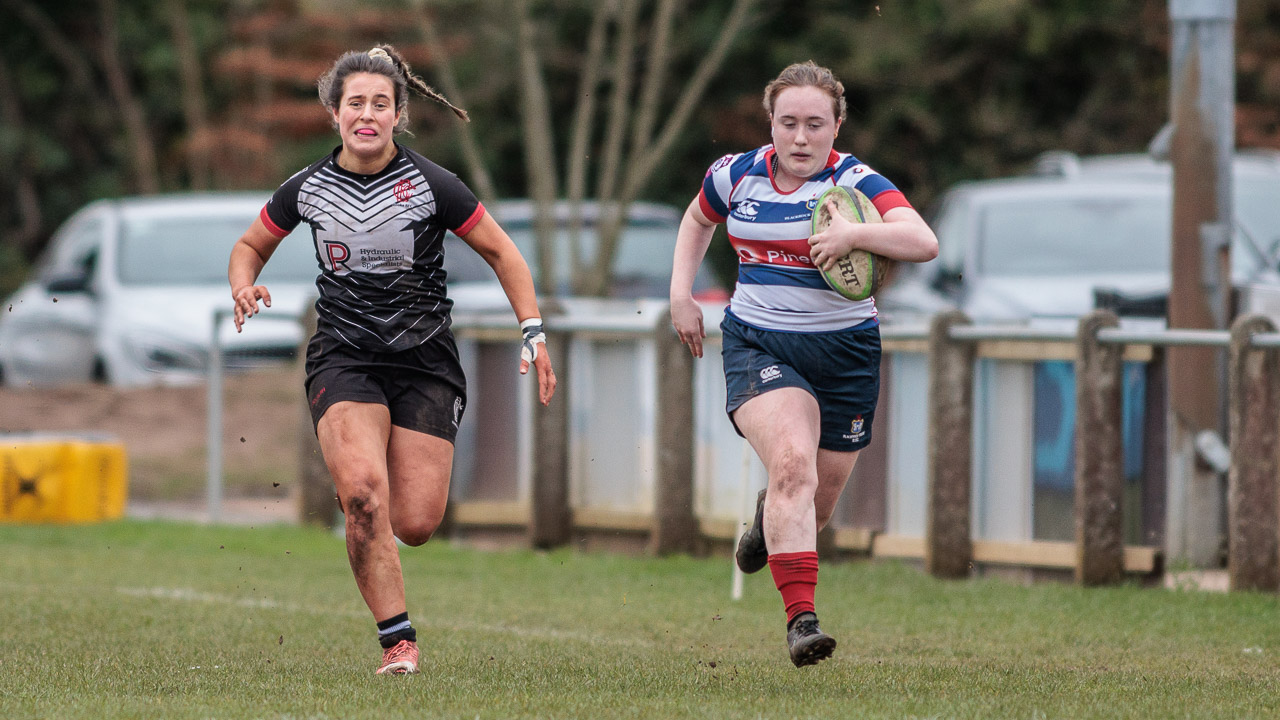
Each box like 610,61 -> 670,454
1,521 -> 1278,719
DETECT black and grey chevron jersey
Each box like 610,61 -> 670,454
260,144 -> 484,352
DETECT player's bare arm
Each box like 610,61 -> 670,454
808,204 -> 938,271
228,217 -> 286,331
459,210 -> 557,405
670,197 -> 717,358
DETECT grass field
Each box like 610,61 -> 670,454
2,521 -> 1278,720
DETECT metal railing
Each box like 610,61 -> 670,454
204,304 -> 1280,590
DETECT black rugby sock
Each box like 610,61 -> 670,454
376,612 -> 417,648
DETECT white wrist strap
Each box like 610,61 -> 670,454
520,318 -> 546,364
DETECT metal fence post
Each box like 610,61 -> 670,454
651,308 -> 697,555
529,325 -> 572,548
206,308 -> 225,524
926,310 -> 974,578
1227,314 -> 1280,591
1074,310 -> 1125,585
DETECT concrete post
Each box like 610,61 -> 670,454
529,327 -> 572,548
1165,0 -> 1236,568
1074,310 -> 1125,585
926,310 -> 974,579
1227,315 -> 1280,591
651,312 -> 697,555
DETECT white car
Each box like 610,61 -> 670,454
906,150 -> 1280,324
0,193 -> 317,387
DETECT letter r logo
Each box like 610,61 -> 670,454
324,241 -> 351,271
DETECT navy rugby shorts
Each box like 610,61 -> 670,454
720,313 -> 880,452
303,330 -> 467,443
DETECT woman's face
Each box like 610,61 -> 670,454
769,85 -> 841,182
333,72 -> 400,163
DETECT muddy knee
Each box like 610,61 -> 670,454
769,446 -> 818,500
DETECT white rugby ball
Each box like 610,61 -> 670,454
810,186 -> 888,302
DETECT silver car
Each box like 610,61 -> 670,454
0,193 -> 317,387
443,199 -> 726,312
908,150 -> 1280,324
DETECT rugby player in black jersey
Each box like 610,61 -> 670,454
228,45 -> 556,676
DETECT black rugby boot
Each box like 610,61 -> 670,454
734,489 -> 768,573
786,612 -> 836,667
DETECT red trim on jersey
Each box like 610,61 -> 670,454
869,189 -> 913,215
454,202 -> 486,237
698,190 -> 726,224
766,148 -> 841,196
259,206 -> 288,239
730,235 -> 817,268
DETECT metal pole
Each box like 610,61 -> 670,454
206,308 -> 225,524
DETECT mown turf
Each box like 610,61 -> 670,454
1,520 -> 1277,719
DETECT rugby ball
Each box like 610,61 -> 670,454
810,186 -> 888,301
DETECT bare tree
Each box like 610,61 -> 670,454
96,0 -> 160,194
512,0 -> 561,297
410,0 -> 498,208
564,1 -> 617,274
507,0 -> 760,297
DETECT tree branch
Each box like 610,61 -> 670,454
588,0 -> 758,293
97,0 -> 160,194
628,0 -> 677,155
165,0 -> 211,190
592,0 -> 640,204
412,0 -> 499,209
621,0 -> 757,203
564,0 -> 615,282
512,0 -> 560,297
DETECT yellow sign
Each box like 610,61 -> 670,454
0,438 -> 128,523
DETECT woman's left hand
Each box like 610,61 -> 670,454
520,350 -> 556,406
808,197 -> 858,271
519,329 -> 556,405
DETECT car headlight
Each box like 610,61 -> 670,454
122,332 -> 208,373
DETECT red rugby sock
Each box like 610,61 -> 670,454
768,551 -> 819,624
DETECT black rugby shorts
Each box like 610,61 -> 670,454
720,313 -> 881,451
303,330 -> 467,443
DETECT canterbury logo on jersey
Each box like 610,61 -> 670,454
731,200 -> 761,220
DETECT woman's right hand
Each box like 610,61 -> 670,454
231,284 -> 272,332
671,295 -> 706,358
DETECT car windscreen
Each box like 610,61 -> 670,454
117,214 -> 317,286
977,183 -> 1280,278
976,195 -> 1171,277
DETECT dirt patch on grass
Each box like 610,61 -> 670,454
0,367 -> 304,501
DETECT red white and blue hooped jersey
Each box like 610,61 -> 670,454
261,144 -> 484,352
699,145 -> 913,332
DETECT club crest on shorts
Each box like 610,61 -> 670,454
843,415 -> 866,443
452,396 -> 464,426
759,365 -> 781,383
